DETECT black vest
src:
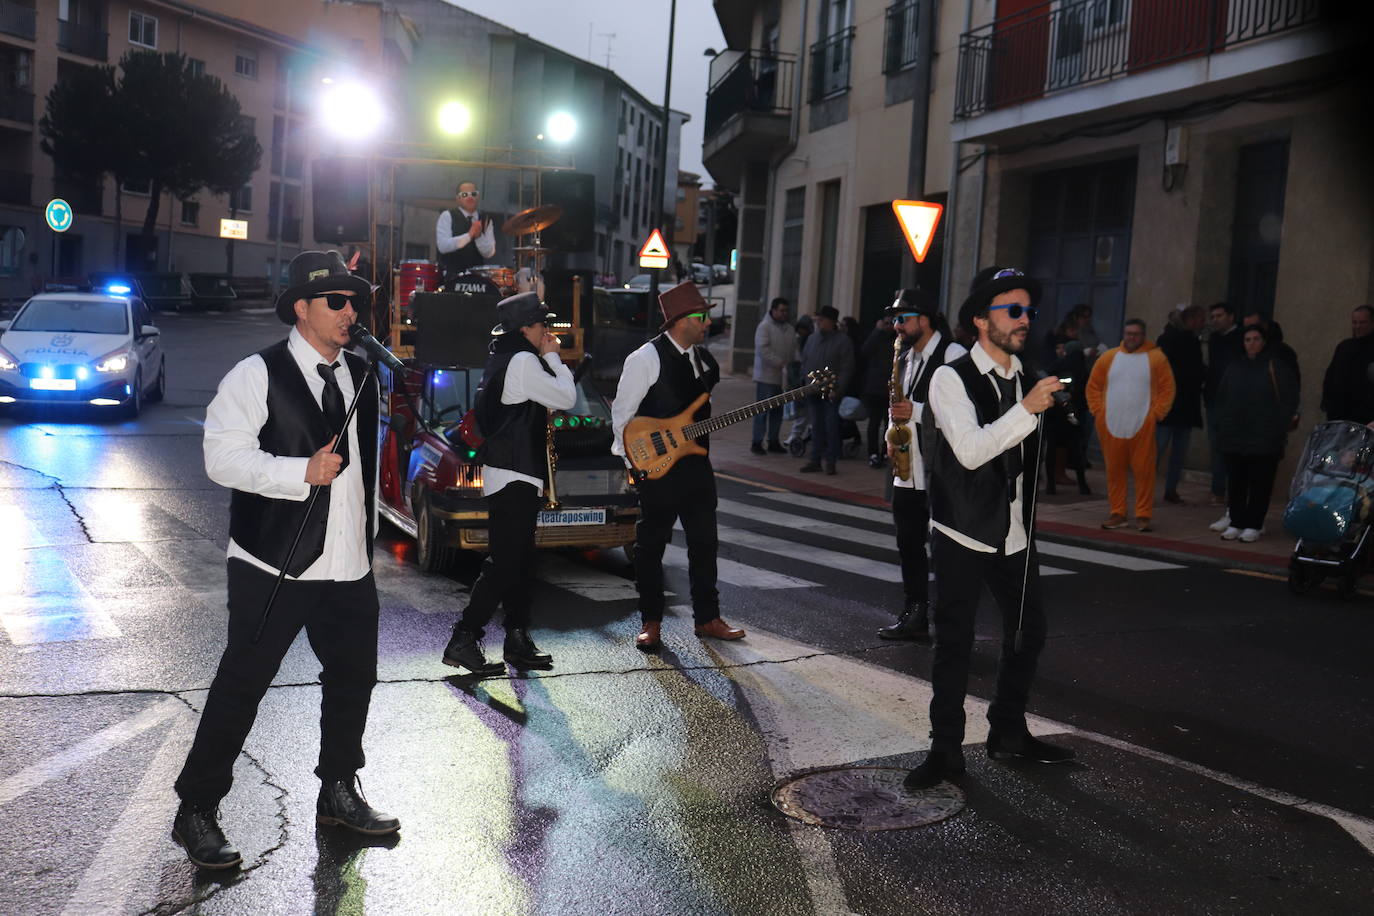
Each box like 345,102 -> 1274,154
474,334 -> 554,481
925,354 -> 1041,551
229,340 -> 377,577
438,208 -> 484,276
638,334 -> 720,449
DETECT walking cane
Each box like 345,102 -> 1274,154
251,363 -> 375,645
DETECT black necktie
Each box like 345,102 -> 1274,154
317,362 -> 350,472
993,372 -> 1022,498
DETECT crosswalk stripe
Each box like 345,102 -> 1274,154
537,554 -> 653,602
1037,540 -> 1183,571
716,498 -> 1073,577
664,543 -> 817,589
713,523 -> 904,581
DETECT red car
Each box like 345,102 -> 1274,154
376,357 -> 639,573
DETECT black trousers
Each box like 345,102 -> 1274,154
175,559 -> 379,807
928,531 -> 1047,748
462,480 -> 542,632
864,394 -> 889,457
634,455 -> 720,623
1224,452 -> 1281,530
892,487 -> 929,604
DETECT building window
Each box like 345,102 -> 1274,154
780,187 -> 805,306
129,12 -> 157,48
188,58 -> 205,77
230,186 -> 252,213
122,176 -> 151,195
815,181 -> 841,309
235,49 -> 258,80
180,200 -> 199,225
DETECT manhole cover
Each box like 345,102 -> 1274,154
771,766 -> 964,831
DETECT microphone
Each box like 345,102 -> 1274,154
348,324 -> 405,372
1033,368 -> 1078,425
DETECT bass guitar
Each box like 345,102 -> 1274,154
623,368 -> 836,481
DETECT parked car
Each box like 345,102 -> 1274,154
623,274 -> 652,291
690,262 -> 712,284
712,264 -> 731,283
0,289 -> 166,417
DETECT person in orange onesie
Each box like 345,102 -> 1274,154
1086,318 -> 1176,531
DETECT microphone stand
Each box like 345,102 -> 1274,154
1014,412 -> 1045,654
251,360 -> 376,645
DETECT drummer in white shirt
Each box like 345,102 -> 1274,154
435,181 -> 496,283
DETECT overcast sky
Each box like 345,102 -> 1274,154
447,0 -> 726,185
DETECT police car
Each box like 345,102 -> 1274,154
0,288 -> 166,417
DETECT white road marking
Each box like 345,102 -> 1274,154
1036,540 -> 1182,571
754,491 -> 892,525
710,523 -> 905,582
538,554 -> 660,602
0,697 -> 183,805
663,543 -> 816,589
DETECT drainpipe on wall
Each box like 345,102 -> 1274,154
900,0 -> 936,289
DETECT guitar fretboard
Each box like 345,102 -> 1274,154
682,384 -> 818,439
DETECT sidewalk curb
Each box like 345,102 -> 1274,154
712,461 -> 1293,576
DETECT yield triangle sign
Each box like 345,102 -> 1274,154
638,228 -> 671,270
892,199 -> 944,263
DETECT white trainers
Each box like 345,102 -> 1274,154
1239,528 -> 1261,543
1220,526 -> 1241,540
1209,512 -> 1231,532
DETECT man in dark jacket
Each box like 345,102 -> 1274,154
860,318 -> 896,468
1156,305 -> 1206,504
1321,305 -> 1374,424
799,305 -> 855,475
1204,302 -> 1243,508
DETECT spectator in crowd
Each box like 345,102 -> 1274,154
1204,301 -> 1244,519
840,316 -> 866,456
860,316 -> 897,468
1156,304 -> 1207,504
1043,334 -> 1091,495
1322,304 -> 1374,424
751,297 -> 796,455
799,306 -> 854,475
1086,318 -> 1175,531
1243,311 -> 1301,389
1213,324 -> 1300,542
783,315 -> 814,453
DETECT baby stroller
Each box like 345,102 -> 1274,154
1283,420 -> 1374,597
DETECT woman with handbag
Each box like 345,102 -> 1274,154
1213,324 -> 1301,542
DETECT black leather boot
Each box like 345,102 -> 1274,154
503,628 -> 553,669
442,625 -> 504,677
172,802 -> 242,870
317,776 -> 401,835
902,746 -> 966,791
877,600 -> 930,643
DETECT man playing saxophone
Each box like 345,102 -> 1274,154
878,288 -> 966,642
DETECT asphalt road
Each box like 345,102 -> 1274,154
1,309 -> 1371,915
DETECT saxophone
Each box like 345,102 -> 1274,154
885,334 -> 912,481
544,409 -> 561,509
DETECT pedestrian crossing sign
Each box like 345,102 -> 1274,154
892,199 -> 943,263
638,229 -> 671,270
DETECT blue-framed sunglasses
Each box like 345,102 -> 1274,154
988,303 -> 1038,321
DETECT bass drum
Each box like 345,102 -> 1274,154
442,272 -> 503,297
470,265 -> 516,297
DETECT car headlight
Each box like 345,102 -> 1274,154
0,346 -> 18,372
94,350 -> 130,373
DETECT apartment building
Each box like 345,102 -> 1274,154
0,0 -> 404,300
675,170 -> 702,253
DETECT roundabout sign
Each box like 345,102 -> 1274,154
45,198 -> 74,233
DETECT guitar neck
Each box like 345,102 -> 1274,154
683,384 -> 816,439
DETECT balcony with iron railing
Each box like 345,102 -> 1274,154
809,27 -> 855,101
0,85 -> 33,124
0,2 -> 37,41
702,49 -> 796,187
884,0 -> 921,74
955,0 -> 1327,121
57,19 -> 107,61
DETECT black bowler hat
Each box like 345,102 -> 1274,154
957,266 -> 1041,334
883,287 -> 938,320
491,291 -> 557,336
274,250 -> 372,324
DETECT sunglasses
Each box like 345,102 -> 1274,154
457,190 -> 480,199
318,293 -> 359,311
988,303 -> 1038,321
892,311 -> 922,322
687,312 -> 710,322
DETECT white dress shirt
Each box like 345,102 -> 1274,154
611,334 -> 702,461
482,350 -> 576,496
435,208 -> 496,261
892,331 -> 968,491
205,327 -> 370,581
927,342 -> 1038,554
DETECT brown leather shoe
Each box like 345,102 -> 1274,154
635,621 -> 661,651
1100,514 -> 1128,529
1136,517 -> 1153,532
694,617 -> 745,640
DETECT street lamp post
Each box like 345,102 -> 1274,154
648,0 -> 677,316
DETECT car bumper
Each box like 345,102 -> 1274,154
0,375 -> 132,404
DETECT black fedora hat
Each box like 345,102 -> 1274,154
957,266 -> 1041,334
491,291 -> 557,336
274,251 -> 372,324
883,287 -> 938,320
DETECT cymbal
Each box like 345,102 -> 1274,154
512,245 -> 551,253
502,204 -> 562,236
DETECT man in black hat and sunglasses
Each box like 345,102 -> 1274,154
171,250 -> 399,871
904,266 -> 1074,791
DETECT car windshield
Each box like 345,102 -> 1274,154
12,299 -> 128,334
625,274 -> 650,288
428,368 -> 481,421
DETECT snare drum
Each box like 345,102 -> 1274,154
471,265 -> 516,297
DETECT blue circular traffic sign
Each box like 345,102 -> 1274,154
45,198 -> 73,233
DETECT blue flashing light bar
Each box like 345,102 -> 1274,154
106,283 -> 132,295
